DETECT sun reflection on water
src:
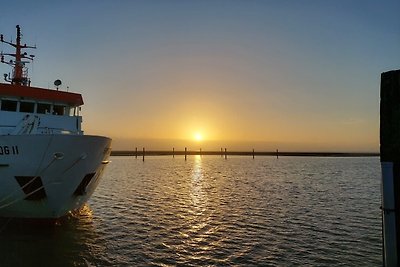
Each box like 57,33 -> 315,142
69,204 -> 94,220
190,155 -> 207,214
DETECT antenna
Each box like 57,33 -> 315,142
0,25 -> 36,86
54,79 -> 62,90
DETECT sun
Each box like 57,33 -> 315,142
194,132 -> 203,142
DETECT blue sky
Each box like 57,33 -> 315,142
1,1 -> 399,151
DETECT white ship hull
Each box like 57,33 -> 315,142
0,134 -> 111,218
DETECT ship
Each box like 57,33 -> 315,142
0,25 -> 111,219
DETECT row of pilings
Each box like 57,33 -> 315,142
109,149 -> 378,161
111,148 -> 281,161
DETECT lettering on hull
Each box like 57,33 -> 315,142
0,146 -> 19,155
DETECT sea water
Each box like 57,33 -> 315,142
0,156 -> 382,266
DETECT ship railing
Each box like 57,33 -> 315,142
0,112 -> 82,135
0,125 -> 14,135
0,125 -> 82,135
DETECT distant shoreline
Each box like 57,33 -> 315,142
111,150 -> 379,157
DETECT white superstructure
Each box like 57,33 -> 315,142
0,25 -> 111,219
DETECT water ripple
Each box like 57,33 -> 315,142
0,156 -> 383,266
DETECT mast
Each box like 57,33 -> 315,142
0,25 -> 36,86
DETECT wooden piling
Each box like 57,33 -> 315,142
142,147 -> 145,162
172,147 -> 175,158
224,148 -> 227,159
221,148 -> 223,157
276,149 -> 279,159
185,147 -> 187,161
380,69 -> 400,266
135,147 -> 138,159
252,149 -> 255,159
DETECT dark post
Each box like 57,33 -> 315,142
185,147 -> 187,161
380,69 -> 400,267
173,147 -> 175,158
276,149 -> 279,159
221,148 -> 223,157
135,147 -> 138,159
142,147 -> 145,162
224,148 -> 227,159
253,149 -> 255,159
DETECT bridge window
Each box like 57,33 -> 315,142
1,100 -> 17,111
20,101 -> 35,113
37,103 -> 51,114
53,105 -> 66,115
66,107 -> 74,116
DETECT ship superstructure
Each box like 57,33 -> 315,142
0,25 -> 111,219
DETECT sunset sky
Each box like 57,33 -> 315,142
0,1 -> 399,151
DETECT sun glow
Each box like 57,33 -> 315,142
194,132 -> 203,142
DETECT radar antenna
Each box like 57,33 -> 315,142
54,79 -> 62,90
0,25 -> 36,86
